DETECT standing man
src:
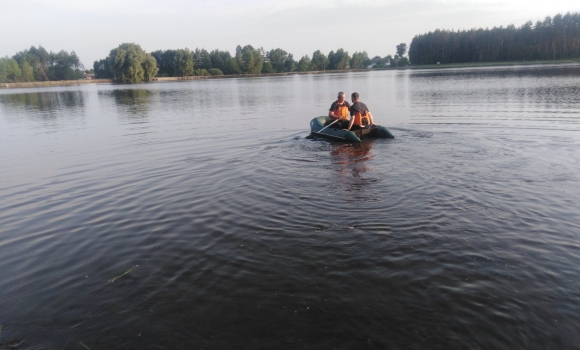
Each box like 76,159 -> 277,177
328,91 -> 351,129
345,92 -> 375,131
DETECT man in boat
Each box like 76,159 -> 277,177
328,91 -> 351,129
344,92 -> 375,131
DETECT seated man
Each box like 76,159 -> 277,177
328,91 -> 351,129
345,92 -> 375,131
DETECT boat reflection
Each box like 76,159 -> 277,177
329,141 -> 380,199
330,140 -> 374,177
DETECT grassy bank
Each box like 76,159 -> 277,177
0,70 -> 358,89
0,79 -> 112,89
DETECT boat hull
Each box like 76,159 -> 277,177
309,116 -> 394,142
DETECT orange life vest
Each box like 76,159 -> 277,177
353,111 -> 370,126
333,104 -> 349,120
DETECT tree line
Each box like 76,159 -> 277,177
3,11 -> 580,83
409,12 -> 580,65
92,44 -> 408,82
2,42 -> 405,84
0,46 -> 84,84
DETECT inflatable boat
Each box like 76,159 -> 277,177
310,116 -> 395,143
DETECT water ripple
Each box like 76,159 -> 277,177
2,67 -> 580,349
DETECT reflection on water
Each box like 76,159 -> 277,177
330,142 -> 374,177
0,91 -> 85,111
407,64 -> 580,139
1,65 -> 580,349
410,64 -> 580,80
99,89 -> 156,117
0,91 -> 85,123
329,141 -> 380,203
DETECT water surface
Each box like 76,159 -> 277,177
1,65 -> 580,349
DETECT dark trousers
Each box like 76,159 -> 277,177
329,119 -> 350,129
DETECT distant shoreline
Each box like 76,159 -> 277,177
0,79 -> 113,89
2,60 -> 579,89
0,70 -> 365,89
408,59 -> 580,70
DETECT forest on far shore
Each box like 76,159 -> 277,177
0,43 -> 406,84
409,12 -> 580,65
92,43 -> 409,83
0,48 -> 84,84
2,11 -> 580,84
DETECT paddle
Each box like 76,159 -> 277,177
316,118 -> 339,134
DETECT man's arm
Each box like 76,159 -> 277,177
368,111 -> 375,125
344,105 -> 355,130
345,116 -> 355,131
328,102 -> 338,119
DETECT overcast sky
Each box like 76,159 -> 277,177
2,0 -> 579,67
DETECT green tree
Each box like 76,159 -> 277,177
93,58 -> 112,78
409,12 -> 580,65
237,45 -> 263,74
0,57 -> 22,83
225,57 -> 241,75
261,61 -> 275,73
48,50 -> 82,80
20,61 -> 34,81
297,55 -> 311,72
194,49 -> 212,70
174,49 -> 194,76
311,50 -> 329,70
151,50 -> 176,77
363,53 -> 372,67
350,51 -> 369,69
328,49 -> 350,70
194,69 -> 210,76
142,54 -> 158,81
5,46 -> 88,82
396,43 -> 407,57
284,53 -> 297,72
105,43 -> 158,83
12,46 -> 50,81
210,50 -> 241,74
28,46 -> 51,81
208,68 -> 224,75
397,57 -> 409,67
209,50 -> 225,72
235,45 -> 244,69
267,48 -> 288,72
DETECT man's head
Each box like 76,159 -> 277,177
351,92 -> 359,102
337,92 -> 345,102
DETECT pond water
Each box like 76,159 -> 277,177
1,65 -> 580,349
